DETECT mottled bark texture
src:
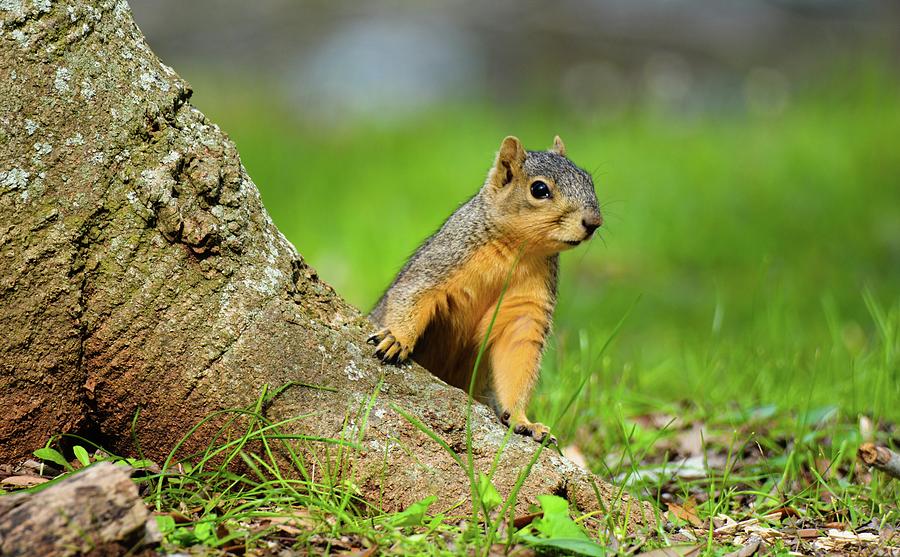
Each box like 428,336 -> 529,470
0,0 -> 654,529
0,462 -> 158,556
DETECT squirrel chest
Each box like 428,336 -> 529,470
412,241 -> 556,394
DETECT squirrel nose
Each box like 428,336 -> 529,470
581,214 -> 602,237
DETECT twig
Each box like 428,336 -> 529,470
857,443 -> 900,479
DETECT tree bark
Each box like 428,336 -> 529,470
0,462 -> 158,556
0,0 -> 654,530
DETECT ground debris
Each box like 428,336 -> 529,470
723,534 -> 761,557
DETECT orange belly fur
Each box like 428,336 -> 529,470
412,240 -> 553,401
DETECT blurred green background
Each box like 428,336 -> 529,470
132,2 -> 899,444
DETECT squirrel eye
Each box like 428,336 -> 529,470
530,180 -> 551,200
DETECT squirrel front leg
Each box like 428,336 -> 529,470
368,290 -> 439,365
489,317 -> 555,444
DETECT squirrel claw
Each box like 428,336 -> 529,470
501,411 -> 554,445
513,421 -> 556,445
367,328 -> 390,345
370,328 -> 411,366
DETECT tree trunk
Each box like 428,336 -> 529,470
0,0 -> 654,529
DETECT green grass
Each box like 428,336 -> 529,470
22,389 -> 621,556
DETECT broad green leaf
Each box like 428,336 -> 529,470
33,447 -> 71,470
477,473 -> 502,512
170,526 -> 198,546
124,458 -> 155,468
194,521 -> 217,544
155,514 -> 176,534
517,495 -> 609,556
531,494 -> 590,541
388,495 -> 437,527
73,445 -> 91,467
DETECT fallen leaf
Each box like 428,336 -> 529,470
341,547 -> 377,557
274,522 -> 302,536
512,512 -> 542,529
715,517 -> 758,536
826,529 -> 878,542
713,514 -> 738,533
668,500 -> 703,528
159,510 -> 192,524
723,534 -> 762,557
769,506 -> 800,519
1,475 -> 49,487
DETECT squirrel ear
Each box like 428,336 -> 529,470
491,136 -> 526,188
550,135 -> 566,157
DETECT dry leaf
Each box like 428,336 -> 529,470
714,514 -> 738,532
668,500 -> 703,528
1,475 -> 49,487
768,506 -> 800,519
273,522 -> 303,536
512,511 -> 542,529
340,547 -> 377,557
723,534 -> 762,557
715,517 -> 757,536
161,510 -> 192,524
825,529 -> 878,542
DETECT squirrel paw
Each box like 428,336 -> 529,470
500,412 -> 557,445
367,328 -> 411,365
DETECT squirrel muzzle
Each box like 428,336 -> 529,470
581,211 -> 603,238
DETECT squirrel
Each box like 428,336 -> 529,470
368,135 -> 601,444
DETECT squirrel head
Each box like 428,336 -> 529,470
483,135 -> 602,254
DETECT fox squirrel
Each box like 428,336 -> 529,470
368,136 -> 601,444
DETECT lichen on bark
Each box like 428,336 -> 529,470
0,0 -> 655,531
